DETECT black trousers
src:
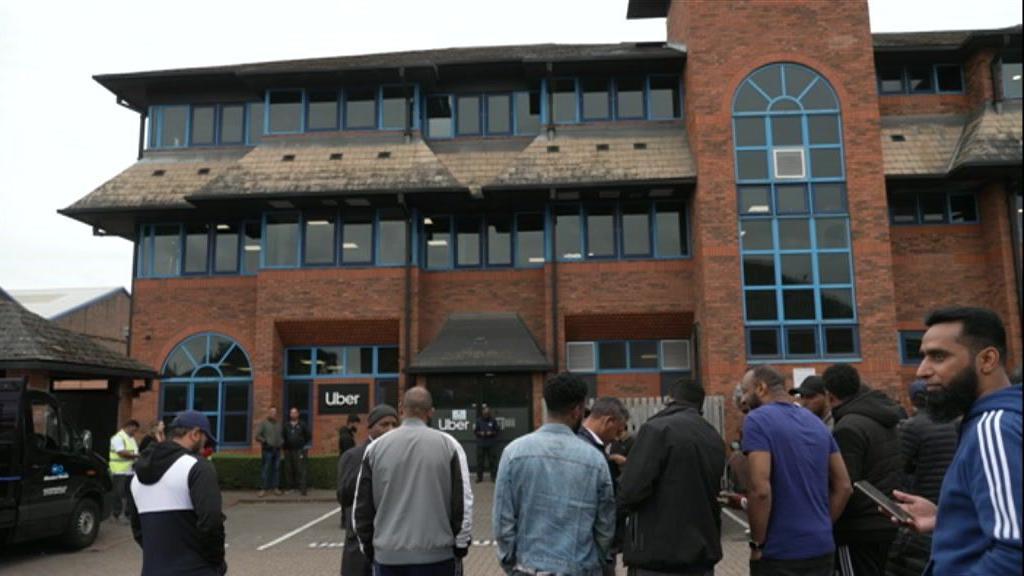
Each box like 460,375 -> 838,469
836,542 -> 891,576
374,559 -> 457,576
283,448 -> 307,493
750,552 -> 833,576
112,474 -> 132,518
476,444 -> 497,481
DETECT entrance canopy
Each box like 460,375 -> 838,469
409,313 -> 550,374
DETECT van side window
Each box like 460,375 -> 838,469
30,399 -> 65,451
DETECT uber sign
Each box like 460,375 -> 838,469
317,384 -> 369,415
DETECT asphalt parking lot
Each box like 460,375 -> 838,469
0,483 -> 751,575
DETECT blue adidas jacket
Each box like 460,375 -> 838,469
926,385 -> 1022,575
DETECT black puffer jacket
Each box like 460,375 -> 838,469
898,410 -> 958,503
617,402 -> 726,573
832,386 -> 904,543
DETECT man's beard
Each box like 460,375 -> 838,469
746,393 -> 762,411
926,364 -> 979,422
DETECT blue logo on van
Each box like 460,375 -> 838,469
50,464 -> 65,476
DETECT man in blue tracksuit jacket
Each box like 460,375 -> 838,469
892,307 -> 1022,575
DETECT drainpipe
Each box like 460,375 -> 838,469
401,194 -> 413,392
548,197 -> 559,372
400,67 -> 412,142
545,62 -> 555,141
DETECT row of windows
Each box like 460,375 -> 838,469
146,75 -> 681,148
135,201 -> 688,278
284,346 -> 399,378
889,191 -> 979,225
566,340 -> 691,373
876,63 -> 964,95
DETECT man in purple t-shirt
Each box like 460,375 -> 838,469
740,366 -> 853,576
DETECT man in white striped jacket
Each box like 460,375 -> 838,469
892,307 -> 1022,574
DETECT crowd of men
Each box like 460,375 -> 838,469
112,305 -> 1021,576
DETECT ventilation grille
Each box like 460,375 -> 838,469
329,152 -> 343,160
773,148 -> 806,179
890,134 -> 906,142
377,151 -> 391,159
633,142 -> 647,150
596,143 -> 610,152
151,169 -> 166,177
567,342 -> 596,372
281,154 -> 296,162
546,145 -> 560,153
661,340 -> 692,371
196,167 -> 210,175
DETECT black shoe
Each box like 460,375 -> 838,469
476,478 -> 482,483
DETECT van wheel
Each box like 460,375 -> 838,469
62,499 -> 100,550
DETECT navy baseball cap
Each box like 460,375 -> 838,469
170,410 -> 217,444
789,375 -> 827,398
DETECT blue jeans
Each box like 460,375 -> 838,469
260,447 -> 280,490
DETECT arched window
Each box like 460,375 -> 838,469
733,63 -> 858,360
161,333 -> 252,446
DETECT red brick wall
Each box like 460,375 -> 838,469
878,94 -> 972,116
667,0 -> 901,441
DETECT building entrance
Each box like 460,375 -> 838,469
426,373 -> 532,471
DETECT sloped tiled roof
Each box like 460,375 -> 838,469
430,139 -> 531,189
8,287 -> 127,320
872,25 -> 1021,51
488,121 -> 694,188
952,102 -> 1023,170
0,289 -> 155,378
880,114 -> 967,177
409,313 -> 550,373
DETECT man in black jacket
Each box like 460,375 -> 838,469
822,364 -> 903,576
128,410 -> 225,576
282,407 -> 311,496
579,396 -> 630,576
337,404 -> 399,576
618,379 -> 726,576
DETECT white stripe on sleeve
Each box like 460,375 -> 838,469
992,410 -> 1021,540
979,411 -> 1008,540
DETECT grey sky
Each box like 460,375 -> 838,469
0,0 -> 1020,291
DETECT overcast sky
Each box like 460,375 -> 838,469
0,0 -> 1020,292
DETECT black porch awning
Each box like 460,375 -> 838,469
408,313 -> 551,374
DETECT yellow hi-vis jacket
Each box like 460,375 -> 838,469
109,429 -> 138,475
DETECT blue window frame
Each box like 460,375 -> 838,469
344,86 -> 377,129
899,331 -> 925,365
566,339 -> 692,373
888,190 -> 979,225
306,90 -> 340,131
160,333 -> 252,447
262,212 -> 302,268
554,201 -> 689,262
137,224 -> 183,278
246,101 -> 265,145
148,105 -> 189,149
647,75 -> 683,120
876,63 -> 965,95
581,78 -> 612,121
455,95 -> 483,135
426,94 -> 454,139
734,63 -> 858,361
267,89 -> 304,134
284,346 -> 400,378
613,77 -> 646,120
419,211 -> 553,270
550,77 -> 580,124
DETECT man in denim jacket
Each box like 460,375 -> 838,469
493,373 -> 616,575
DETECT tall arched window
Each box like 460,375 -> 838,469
733,63 -> 858,360
161,333 -> 253,446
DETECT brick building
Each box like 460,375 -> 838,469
61,0 -> 1022,457
9,287 -> 131,355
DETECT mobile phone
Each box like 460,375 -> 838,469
854,480 -> 913,523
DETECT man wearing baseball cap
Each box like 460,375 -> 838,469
790,375 -> 834,430
128,410 -> 226,576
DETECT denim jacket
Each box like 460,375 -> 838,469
493,423 -> 615,576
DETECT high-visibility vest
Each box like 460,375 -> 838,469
109,429 -> 138,475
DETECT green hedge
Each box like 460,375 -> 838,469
211,454 -> 338,490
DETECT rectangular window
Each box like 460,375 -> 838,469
487,216 -> 512,266
455,217 -> 481,267
598,342 -> 627,370
935,64 -> 964,93
648,76 -> 681,119
900,331 -> 925,365
191,106 -> 216,145
621,203 -> 651,257
424,215 -> 452,269
1002,62 -> 1023,99
247,102 -> 265,144
581,78 -> 610,120
487,94 -> 512,134
555,205 -> 583,260
515,91 -> 541,134
426,95 -> 453,138
377,347 -> 399,374
567,342 -> 596,372
515,213 -> 545,267
153,224 -> 182,276
586,206 -> 616,258
269,90 -> 303,133
948,193 -> 978,223
890,191 -> 978,225
214,223 -> 239,273
342,211 -> 373,264
265,213 -> 299,267
629,341 -> 659,369
287,349 -> 313,376
158,106 -> 188,148
243,221 -> 261,274
660,340 -> 691,370
219,105 -> 245,144
457,95 -> 481,135
316,347 -> 344,375
551,78 -> 577,124
655,203 -> 687,257
380,86 -> 408,130
345,87 -> 377,129
303,212 -> 336,265
138,228 -> 153,277
183,224 -> 210,274
345,347 -> 374,375
919,193 -> 947,223
907,65 -> 934,93
378,209 -> 407,266
890,193 -> 918,224
615,77 -> 645,119
878,66 -> 905,94
307,90 -> 339,131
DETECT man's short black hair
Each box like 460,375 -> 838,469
925,307 -> 1008,366
543,373 -> 589,415
589,397 -> 629,421
347,414 -> 360,424
125,419 -> 140,429
671,378 -> 706,407
822,363 -> 861,400
748,366 -> 786,390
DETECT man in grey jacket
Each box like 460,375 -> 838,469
353,387 -> 473,575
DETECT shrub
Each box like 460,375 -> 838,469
210,453 -> 338,490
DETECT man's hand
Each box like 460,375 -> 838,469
750,549 -> 762,561
890,490 -> 937,534
718,490 -> 747,511
608,454 -> 627,466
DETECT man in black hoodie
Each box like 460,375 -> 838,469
128,410 -> 226,576
822,364 -> 903,576
618,379 -> 726,576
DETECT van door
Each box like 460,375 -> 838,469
0,380 -> 21,530
19,391 -> 76,539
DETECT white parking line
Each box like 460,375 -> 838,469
257,507 -> 341,551
722,508 -> 750,530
